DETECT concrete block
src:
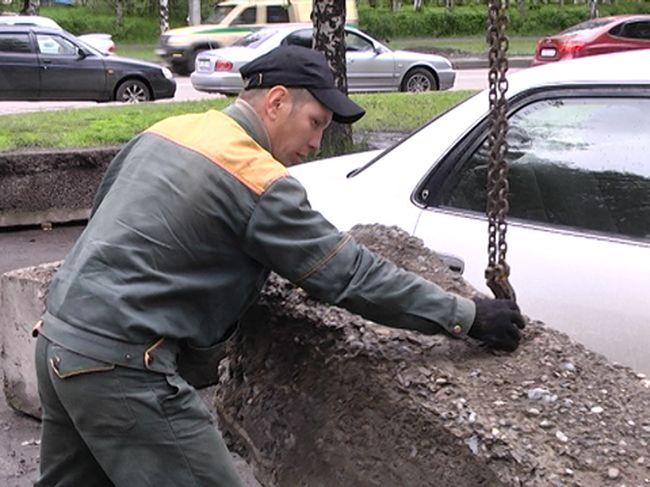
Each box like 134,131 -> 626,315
1,262 -> 59,418
0,147 -> 118,227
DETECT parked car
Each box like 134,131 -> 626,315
0,25 -> 176,103
191,24 -> 455,94
289,49 -> 650,373
157,0 -> 358,75
532,14 -> 650,65
0,14 -> 116,54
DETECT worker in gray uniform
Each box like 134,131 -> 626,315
34,45 -> 525,486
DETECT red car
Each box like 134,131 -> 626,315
532,15 -> 650,65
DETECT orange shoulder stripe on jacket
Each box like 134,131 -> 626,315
146,110 -> 287,195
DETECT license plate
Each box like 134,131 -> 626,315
197,59 -> 211,71
540,48 -> 557,58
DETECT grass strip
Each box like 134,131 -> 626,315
0,91 -> 476,153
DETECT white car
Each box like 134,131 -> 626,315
191,24 -> 455,94
0,14 -> 115,54
290,49 -> 650,374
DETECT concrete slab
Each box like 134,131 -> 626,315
1,262 -> 59,418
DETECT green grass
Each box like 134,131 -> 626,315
115,43 -> 160,63
388,36 -> 539,56
0,91 -> 476,153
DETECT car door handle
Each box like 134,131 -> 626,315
437,252 -> 465,274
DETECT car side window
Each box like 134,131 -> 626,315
0,33 -> 32,54
282,29 -> 313,49
36,34 -> 77,56
232,7 -> 257,25
267,6 -> 289,23
345,32 -> 374,52
618,21 -> 650,40
436,97 -> 650,240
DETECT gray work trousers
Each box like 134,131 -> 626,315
34,334 -> 243,486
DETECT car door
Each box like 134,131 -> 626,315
0,31 -> 39,100
35,32 -> 106,101
345,30 -> 394,91
412,87 -> 650,372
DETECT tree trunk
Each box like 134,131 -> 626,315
159,0 -> 170,33
213,225 -> 650,486
517,0 -> 525,16
115,0 -> 124,29
312,0 -> 354,158
413,0 -> 423,12
20,0 -> 39,15
589,0 -> 599,18
188,0 -> 202,26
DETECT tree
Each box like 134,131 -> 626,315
160,0 -> 170,33
589,0 -> 599,19
20,0 -> 39,15
114,0 -> 124,29
312,0 -> 354,157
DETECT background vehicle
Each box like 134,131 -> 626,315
157,0 -> 358,75
0,14 -> 116,54
532,14 -> 650,65
0,25 -> 175,103
290,49 -> 650,373
191,24 -> 455,94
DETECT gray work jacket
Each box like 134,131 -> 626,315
45,101 -> 475,352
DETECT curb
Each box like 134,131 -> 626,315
452,56 -> 533,70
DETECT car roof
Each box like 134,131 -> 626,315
254,22 -> 360,34
509,48 -> 650,95
0,15 -> 61,28
0,24 -> 65,34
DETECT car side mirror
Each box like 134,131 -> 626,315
76,47 -> 87,59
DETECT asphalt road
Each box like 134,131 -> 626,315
0,69 -> 516,115
0,224 -> 84,274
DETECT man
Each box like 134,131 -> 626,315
34,45 -> 525,486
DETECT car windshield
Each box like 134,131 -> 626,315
74,36 -> 106,56
560,18 -> 612,34
233,29 -> 277,48
204,5 -> 235,24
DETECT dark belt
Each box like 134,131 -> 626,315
34,312 -> 180,375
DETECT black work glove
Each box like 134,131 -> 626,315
468,298 -> 526,352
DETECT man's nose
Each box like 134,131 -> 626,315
309,129 -> 324,151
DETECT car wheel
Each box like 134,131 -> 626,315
401,68 -> 438,92
115,80 -> 151,103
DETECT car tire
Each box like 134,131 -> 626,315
401,68 -> 438,92
115,79 -> 152,103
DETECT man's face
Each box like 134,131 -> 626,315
266,89 -> 333,166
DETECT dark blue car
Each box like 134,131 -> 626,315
0,25 -> 176,103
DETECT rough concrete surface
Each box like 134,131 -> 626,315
0,147 -> 117,227
1,263 -> 59,418
217,225 -> 650,486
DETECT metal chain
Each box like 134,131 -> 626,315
485,0 -> 516,301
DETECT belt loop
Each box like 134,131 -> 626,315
31,319 -> 43,338
144,337 -> 165,369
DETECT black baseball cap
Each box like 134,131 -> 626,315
239,45 -> 365,124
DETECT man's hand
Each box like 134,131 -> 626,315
468,298 -> 526,352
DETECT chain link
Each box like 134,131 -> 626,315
485,0 -> 516,301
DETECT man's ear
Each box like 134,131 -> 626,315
264,86 -> 291,121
